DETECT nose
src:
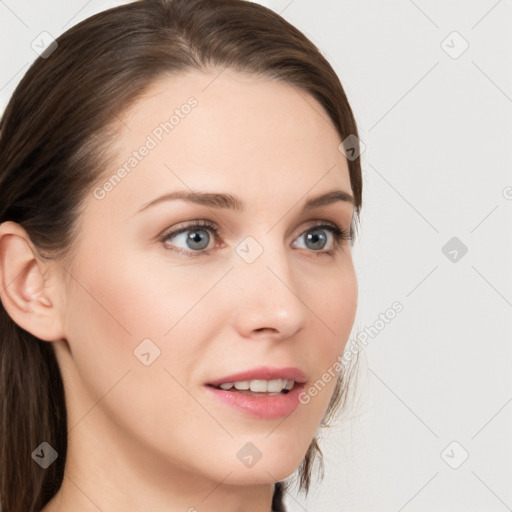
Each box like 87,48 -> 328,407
229,242 -> 309,341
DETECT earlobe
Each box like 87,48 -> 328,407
0,221 -> 65,342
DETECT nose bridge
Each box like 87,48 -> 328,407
230,234 -> 307,338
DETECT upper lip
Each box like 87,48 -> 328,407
206,366 -> 307,387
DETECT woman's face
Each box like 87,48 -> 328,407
53,69 -> 357,487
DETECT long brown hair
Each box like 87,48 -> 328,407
0,1 -> 363,510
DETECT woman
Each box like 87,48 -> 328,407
0,0 -> 363,510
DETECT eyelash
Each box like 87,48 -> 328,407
160,219 -> 352,258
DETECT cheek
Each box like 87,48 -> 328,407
305,259 -> 358,358
62,247 -> 229,409
68,247 -> 216,343
297,261 -> 357,412
61,253 -> 230,466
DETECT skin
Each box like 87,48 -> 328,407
0,69 -> 357,512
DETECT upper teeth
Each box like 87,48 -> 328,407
218,379 -> 295,392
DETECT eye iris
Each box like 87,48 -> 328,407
305,229 -> 327,250
187,229 -> 210,250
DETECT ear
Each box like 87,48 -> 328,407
0,221 -> 66,342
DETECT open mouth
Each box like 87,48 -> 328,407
207,378 -> 295,396
204,376 -> 305,419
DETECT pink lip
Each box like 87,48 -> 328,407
204,382 -> 306,419
206,366 -> 307,387
204,366 -> 307,420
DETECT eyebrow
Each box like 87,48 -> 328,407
136,188 -> 354,214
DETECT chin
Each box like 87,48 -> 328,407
224,463 -> 298,486
226,446 -> 306,486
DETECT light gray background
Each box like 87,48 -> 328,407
1,1 -> 511,511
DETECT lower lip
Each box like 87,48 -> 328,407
204,383 -> 305,419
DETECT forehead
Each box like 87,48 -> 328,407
95,68 -> 352,212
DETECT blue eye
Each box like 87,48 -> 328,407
169,229 -> 210,251
161,220 -> 219,255
160,220 -> 352,257
292,223 -> 352,254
